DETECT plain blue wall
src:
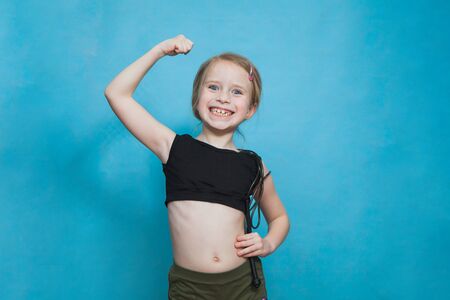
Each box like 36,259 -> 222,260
1,1 -> 449,299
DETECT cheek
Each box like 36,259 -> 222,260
236,101 -> 251,112
199,88 -> 212,99
196,97 -> 207,109
198,102 -> 209,112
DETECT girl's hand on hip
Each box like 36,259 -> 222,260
157,34 -> 194,57
235,232 -> 272,258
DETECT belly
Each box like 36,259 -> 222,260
167,200 -> 249,273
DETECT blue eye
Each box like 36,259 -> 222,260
207,84 -> 243,95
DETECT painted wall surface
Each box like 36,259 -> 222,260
1,1 -> 449,299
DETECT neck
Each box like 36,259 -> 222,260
196,125 -> 237,150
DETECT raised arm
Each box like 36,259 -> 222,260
104,34 -> 194,164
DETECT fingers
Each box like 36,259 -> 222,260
236,238 -> 263,251
235,237 -> 259,248
237,232 -> 259,241
235,233 -> 264,257
175,34 -> 194,55
159,34 -> 194,56
237,244 -> 263,257
181,41 -> 194,54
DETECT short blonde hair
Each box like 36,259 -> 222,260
191,52 -> 263,136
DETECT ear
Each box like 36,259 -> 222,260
245,104 -> 257,119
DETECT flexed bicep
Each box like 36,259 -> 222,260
104,94 -> 175,164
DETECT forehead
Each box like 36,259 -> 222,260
204,61 -> 251,90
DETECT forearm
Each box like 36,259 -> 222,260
105,45 -> 165,97
263,214 -> 290,255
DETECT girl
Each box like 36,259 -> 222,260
104,34 -> 290,300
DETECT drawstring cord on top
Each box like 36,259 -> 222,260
240,149 -> 266,288
241,149 -> 265,230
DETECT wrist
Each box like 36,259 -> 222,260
263,237 -> 274,256
152,44 -> 166,59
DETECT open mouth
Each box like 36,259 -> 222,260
209,107 -> 234,118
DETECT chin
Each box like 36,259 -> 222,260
206,122 -> 234,131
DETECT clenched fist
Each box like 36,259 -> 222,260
157,34 -> 194,57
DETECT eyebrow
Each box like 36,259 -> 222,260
205,80 -> 247,91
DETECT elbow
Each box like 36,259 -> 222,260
104,87 -> 130,101
283,213 -> 291,231
104,87 -> 120,102
104,86 -> 114,99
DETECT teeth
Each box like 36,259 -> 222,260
210,108 -> 233,116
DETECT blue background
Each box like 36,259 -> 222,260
1,1 -> 449,299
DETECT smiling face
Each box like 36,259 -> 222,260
196,60 -> 256,132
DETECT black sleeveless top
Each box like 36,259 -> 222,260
162,133 -> 270,215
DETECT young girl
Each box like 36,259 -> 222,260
104,34 -> 290,300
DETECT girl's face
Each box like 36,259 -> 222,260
197,60 -> 256,132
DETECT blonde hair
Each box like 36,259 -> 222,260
191,52 -> 263,139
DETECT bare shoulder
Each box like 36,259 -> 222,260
261,159 -> 271,179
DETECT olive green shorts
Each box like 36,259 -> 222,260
168,257 -> 268,300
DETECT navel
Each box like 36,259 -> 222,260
212,255 -> 221,263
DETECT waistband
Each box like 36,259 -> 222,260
169,257 -> 263,285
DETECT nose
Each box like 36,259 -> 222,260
217,98 -> 230,104
216,92 -> 230,103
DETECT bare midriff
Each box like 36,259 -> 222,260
167,200 -> 249,273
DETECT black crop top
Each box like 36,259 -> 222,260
162,133 -> 271,215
